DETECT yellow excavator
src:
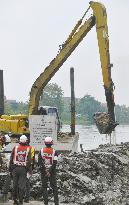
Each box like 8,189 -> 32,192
0,1 -> 118,136
0,114 -> 29,136
29,1 -> 118,134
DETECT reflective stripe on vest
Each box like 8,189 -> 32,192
13,145 -> 30,166
41,147 -> 55,168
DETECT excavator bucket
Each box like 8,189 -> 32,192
93,112 -> 118,134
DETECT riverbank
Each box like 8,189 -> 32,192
1,142 -> 129,204
30,142 -> 129,204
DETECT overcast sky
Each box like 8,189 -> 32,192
0,0 -> 129,106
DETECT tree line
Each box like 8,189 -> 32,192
4,83 -> 129,125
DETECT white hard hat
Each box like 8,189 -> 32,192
44,137 -> 53,145
20,135 -> 27,143
4,134 -> 11,143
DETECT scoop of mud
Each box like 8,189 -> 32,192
93,112 -> 118,134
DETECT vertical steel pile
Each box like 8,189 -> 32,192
0,70 -> 4,115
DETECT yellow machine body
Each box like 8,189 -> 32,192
0,115 -> 29,135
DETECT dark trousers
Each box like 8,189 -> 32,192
12,166 -> 27,203
25,178 -> 30,201
0,153 -> 2,167
41,172 -> 59,205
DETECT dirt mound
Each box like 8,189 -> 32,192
1,143 -> 129,204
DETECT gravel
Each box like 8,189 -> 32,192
1,142 -> 129,204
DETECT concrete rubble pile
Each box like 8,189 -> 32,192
1,143 -> 129,204
0,154 -> 8,191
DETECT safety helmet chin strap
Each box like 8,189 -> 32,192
19,142 -> 27,146
45,144 -> 52,147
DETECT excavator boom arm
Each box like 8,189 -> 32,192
29,15 -> 95,114
29,1 -> 116,130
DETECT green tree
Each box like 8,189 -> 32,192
115,105 -> 129,124
16,102 -> 28,114
77,94 -> 106,123
4,102 -> 14,115
61,97 -> 71,123
40,83 -> 64,116
4,101 -> 28,115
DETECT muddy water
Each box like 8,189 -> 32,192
61,124 -> 129,150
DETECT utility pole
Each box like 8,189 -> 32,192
0,70 -> 4,115
70,67 -> 75,135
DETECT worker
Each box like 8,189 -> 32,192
2,173 -> 12,202
0,134 -> 11,166
9,135 -> 32,205
0,134 -> 11,202
24,138 -> 35,203
38,136 -> 59,205
0,134 -> 11,151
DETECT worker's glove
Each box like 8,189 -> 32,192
27,171 -> 32,179
45,169 -> 50,177
8,171 -> 13,178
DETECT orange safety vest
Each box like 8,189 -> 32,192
41,147 -> 55,168
13,145 -> 30,166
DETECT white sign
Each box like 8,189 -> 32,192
29,115 -> 57,147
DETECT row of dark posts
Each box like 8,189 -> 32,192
70,67 -> 75,135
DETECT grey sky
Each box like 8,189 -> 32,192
0,0 -> 129,106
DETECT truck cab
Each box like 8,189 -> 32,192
38,106 -> 61,132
